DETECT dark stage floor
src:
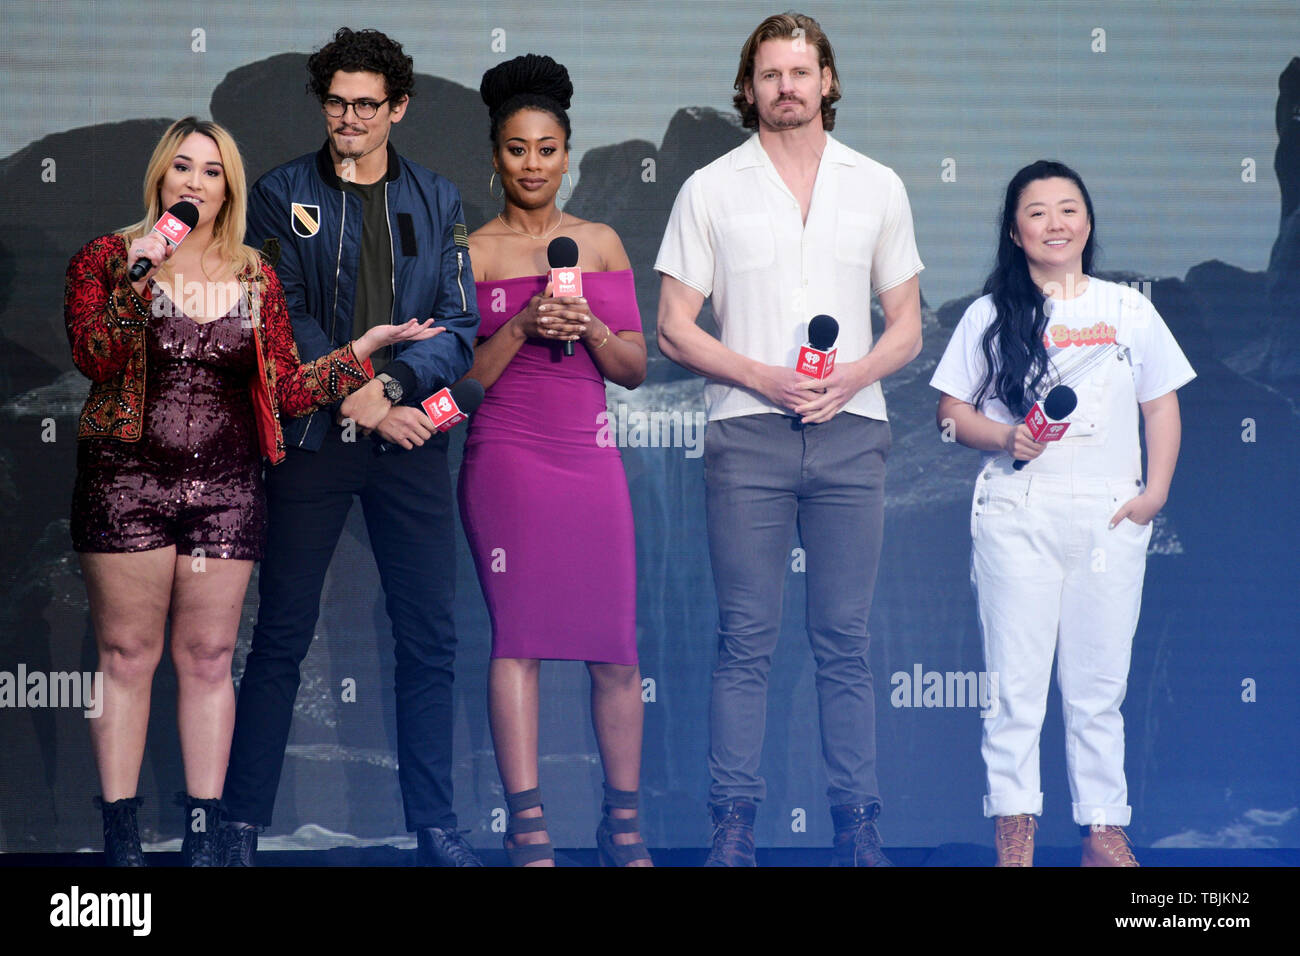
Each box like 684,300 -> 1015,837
3,844 -> 1296,866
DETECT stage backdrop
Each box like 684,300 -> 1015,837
1,0 -> 1296,854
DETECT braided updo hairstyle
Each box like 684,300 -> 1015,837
479,53 -> 574,148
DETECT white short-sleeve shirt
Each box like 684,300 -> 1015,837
655,134 -> 924,422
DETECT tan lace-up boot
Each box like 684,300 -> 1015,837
993,814 -> 1036,866
1081,825 -> 1139,866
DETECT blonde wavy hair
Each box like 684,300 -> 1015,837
119,117 -> 261,279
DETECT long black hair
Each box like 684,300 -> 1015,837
479,53 -> 573,148
972,160 -> 1097,417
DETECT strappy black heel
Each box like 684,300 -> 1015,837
504,787 -> 554,866
596,783 -> 652,867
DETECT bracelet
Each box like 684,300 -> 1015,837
593,327 -> 611,350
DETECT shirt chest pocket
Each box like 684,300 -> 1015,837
718,214 -> 775,275
835,210 -> 881,269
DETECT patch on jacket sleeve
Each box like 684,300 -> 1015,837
453,223 -> 469,248
291,202 -> 320,238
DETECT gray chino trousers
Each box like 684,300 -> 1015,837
703,412 -> 890,809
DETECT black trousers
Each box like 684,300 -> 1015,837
223,426 -> 459,830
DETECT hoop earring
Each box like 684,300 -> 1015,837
558,172 -> 573,202
489,172 -> 504,201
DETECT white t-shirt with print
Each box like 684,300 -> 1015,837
930,277 -> 1195,477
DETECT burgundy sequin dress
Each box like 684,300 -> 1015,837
71,287 -> 266,559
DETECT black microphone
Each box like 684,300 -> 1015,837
796,314 -> 839,379
808,314 -> 839,351
546,237 -> 582,357
129,201 -> 199,281
377,378 -> 485,453
1013,385 -> 1078,470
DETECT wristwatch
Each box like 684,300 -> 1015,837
376,373 -> 404,404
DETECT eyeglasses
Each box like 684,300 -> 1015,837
322,96 -> 390,120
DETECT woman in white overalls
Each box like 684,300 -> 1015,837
930,161 -> 1195,866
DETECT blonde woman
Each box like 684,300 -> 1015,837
64,117 -> 436,865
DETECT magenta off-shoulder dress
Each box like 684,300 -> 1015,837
458,270 -> 641,664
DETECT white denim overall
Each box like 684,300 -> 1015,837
971,343 -> 1151,827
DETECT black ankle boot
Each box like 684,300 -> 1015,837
177,793 -> 224,867
222,822 -> 259,867
830,802 -> 893,867
704,800 -> 756,867
94,796 -> 146,867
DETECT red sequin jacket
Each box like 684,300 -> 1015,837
64,234 -> 371,464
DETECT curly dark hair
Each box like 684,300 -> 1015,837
306,27 -> 415,104
479,53 -> 573,148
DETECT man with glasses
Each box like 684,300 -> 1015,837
221,27 -> 481,866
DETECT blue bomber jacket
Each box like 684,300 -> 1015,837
245,141 -> 479,451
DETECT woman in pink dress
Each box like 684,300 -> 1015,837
458,54 -> 651,866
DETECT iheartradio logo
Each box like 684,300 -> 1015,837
1025,403 -> 1070,442
421,387 -> 467,430
796,345 -> 836,379
157,212 -> 192,245
550,267 -> 583,298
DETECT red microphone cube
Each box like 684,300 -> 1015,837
796,345 -> 837,379
421,387 -> 467,432
1025,402 -> 1071,442
156,210 -> 193,246
549,267 -> 583,298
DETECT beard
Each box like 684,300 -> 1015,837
331,127 -> 368,159
761,96 -> 817,130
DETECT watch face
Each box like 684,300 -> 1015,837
383,378 -> 403,402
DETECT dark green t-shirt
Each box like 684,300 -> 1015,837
341,178 -> 394,372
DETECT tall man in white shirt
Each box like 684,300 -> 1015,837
655,12 -> 924,866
